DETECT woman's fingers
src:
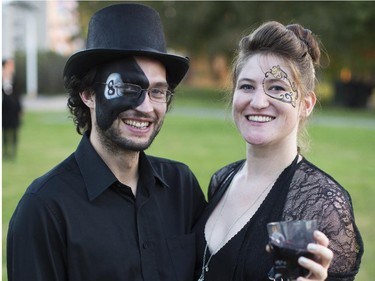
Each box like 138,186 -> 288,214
296,255 -> 327,280
314,230 -> 329,247
311,231 -> 334,268
307,242 -> 333,269
296,231 -> 333,281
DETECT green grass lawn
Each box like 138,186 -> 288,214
2,105 -> 374,280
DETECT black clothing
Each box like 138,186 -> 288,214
194,157 -> 363,281
7,134 -> 207,281
2,78 -> 22,129
2,76 -> 22,159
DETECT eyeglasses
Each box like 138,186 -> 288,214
96,82 -> 174,103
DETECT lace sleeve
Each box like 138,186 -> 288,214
282,160 -> 363,280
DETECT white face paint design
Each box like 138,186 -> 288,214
103,73 -> 124,100
94,57 -> 149,130
93,57 -> 168,153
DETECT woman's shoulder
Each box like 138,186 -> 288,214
288,157 -> 360,236
296,158 -> 351,199
207,160 -> 245,200
212,160 -> 245,180
285,157 -> 356,225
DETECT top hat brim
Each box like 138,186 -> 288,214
63,49 -> 189,89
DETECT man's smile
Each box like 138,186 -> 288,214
123,119 -> 150,129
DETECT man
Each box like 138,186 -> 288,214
7,4 -> 206,281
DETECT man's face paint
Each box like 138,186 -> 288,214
262,65 -> 298,107
94,57 -> 149,130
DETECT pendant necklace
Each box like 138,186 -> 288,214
198,179 -> 275,281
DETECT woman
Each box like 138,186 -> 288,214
194,21 -> 363,281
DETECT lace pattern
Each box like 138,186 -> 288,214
283,160 -> 363,278
206,158 -> 363,281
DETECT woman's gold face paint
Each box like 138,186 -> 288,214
262,65 -> 298,107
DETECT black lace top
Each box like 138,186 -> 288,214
194,157 -> 363,281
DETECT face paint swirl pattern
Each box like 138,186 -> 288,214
262,65 -> 298,107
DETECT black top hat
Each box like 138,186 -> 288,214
63,3 -> 189,89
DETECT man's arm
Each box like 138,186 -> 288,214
7,193 -> 67,281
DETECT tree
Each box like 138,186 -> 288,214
76,1 -> 375,81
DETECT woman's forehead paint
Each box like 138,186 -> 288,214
95,57 -> 149,130
263,65 -> 298,107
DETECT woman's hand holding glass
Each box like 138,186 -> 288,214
296,231 -> 333,281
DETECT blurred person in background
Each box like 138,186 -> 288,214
194,21 -> 363,281
2,58 -> 22,160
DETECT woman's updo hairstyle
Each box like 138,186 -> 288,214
232,21 -> 322,98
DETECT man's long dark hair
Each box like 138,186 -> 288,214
65,69 -> 97,135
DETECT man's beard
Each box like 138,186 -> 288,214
96,119 -> 164,153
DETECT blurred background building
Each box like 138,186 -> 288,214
3,0 -> 82,57
2,0 -> 83,97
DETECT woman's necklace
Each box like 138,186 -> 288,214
198,179 -> 275,281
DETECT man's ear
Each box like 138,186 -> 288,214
302,91 -> 316,118
80,90 -> 95,109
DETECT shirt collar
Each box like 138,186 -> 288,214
138,152 -> 170,190
75,133 -> 168,201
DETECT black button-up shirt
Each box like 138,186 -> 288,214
7,134 -> 207,281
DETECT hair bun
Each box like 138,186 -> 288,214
286,24 -> 321,66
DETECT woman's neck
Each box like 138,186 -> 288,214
244,143 -> 298,180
